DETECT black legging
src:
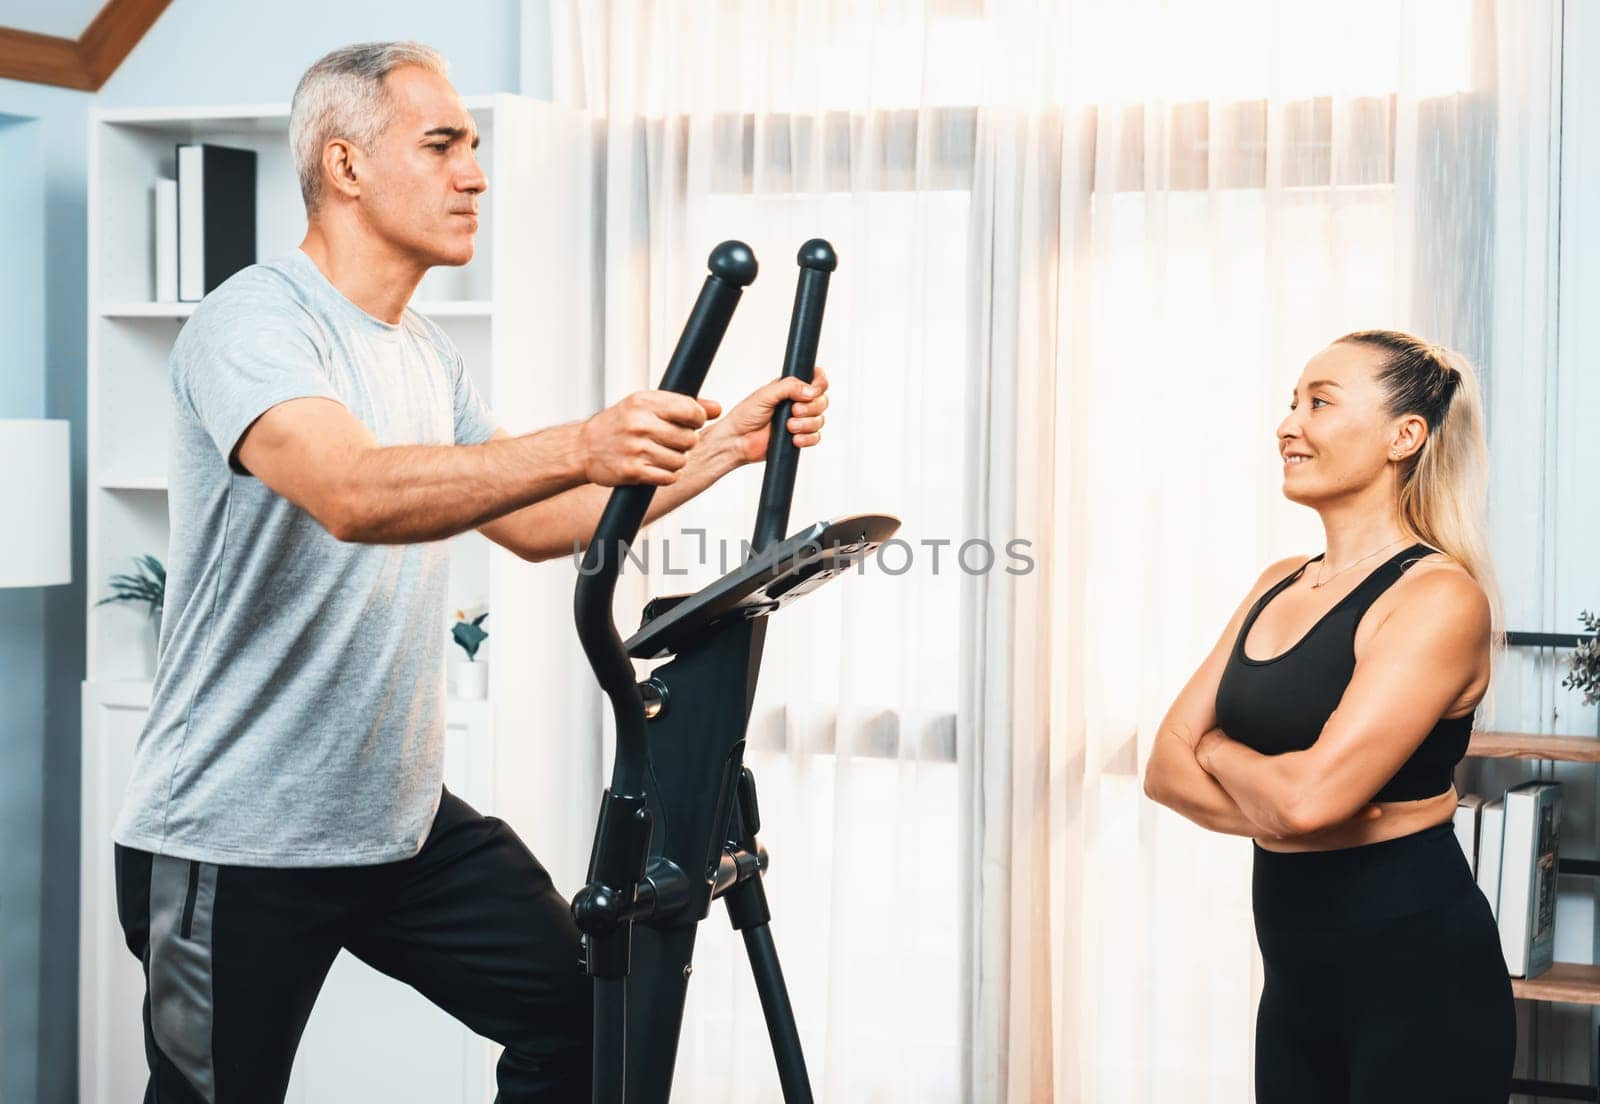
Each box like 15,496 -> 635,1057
1252,821 -> 1516,1101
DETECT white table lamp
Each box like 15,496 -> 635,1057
0,419 -> 72,587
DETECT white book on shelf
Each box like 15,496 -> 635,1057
1475,797 -> 1505,920
154,178 -> 178,302
177,145 -> 205,302
1497,780 -> 1561,979
1453,792 -> 1486,875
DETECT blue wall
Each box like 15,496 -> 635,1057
0,83 -> 91,1104
0,2 -> 542,1098
0,110 -> 48,1104
98,0 -> 524,105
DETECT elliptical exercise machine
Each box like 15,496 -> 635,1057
570,239 -> 900,1103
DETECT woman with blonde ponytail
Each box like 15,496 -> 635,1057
1143,330 -> 1513,1099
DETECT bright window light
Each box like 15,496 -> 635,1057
650,0 -> 1478,115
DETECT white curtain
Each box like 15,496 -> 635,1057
543,1 -> 1554,1100
965,2 -> 1556,1101
552,4 -> 968,1100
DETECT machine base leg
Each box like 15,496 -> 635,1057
742,923 -> 814,1104
593,976 -> 626,1104
625,925 -> 698,1104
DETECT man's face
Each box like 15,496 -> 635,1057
354,64 -> 487,268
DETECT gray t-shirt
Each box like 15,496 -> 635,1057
112,248 -> 499,867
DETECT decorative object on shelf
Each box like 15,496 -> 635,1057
0,419 -> 71,589
451,602 -> 489,699
95,554 -> 166,676
1560,610 -> 1599,706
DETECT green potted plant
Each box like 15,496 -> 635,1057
1561,609 -> 1599,708
451,601 -> 489,699
96,554 -> 165,677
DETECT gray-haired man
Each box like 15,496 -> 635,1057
111,41 -> 829,1103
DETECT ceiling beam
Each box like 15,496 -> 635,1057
0,0 -> 172,92
0,27 -> 94,91
79,0 -> 172,88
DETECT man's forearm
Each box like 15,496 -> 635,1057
337,422 -> 588,544
494,426 -> 745,563
1146,731 -> 1282,839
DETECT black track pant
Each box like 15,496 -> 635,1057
114,787 -> 592,1103
1252,822 -> 1516,1102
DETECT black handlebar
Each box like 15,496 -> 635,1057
750,239 -> 836,554
573,240 -> 758,795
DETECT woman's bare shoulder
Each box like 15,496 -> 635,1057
1404,546 -> 1473,578
1385,548 -> 1490,634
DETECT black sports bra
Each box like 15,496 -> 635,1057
1214,542 -> 1474,803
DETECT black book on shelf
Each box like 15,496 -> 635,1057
176,143 -> 257,301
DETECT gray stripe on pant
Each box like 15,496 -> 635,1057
148,854 -> 218,1102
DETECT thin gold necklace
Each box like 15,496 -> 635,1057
1309,537 -> 1410,589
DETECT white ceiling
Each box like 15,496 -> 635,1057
0,0 -> 105,39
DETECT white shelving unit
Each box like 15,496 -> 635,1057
80,95 -> 603,1104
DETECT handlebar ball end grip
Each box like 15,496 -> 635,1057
796,238 -> 837,272
709,240 -> 759,286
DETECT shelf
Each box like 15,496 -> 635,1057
99,302 -> 195,318
87,678 -> 164,709
1505,630 -> 1595,649
1510,961 -> 1600,1006
96,103 -> 291,128
99,300 -> 492,319
93,95 -> 495,131
1466,731 -> 1600,763
84,677 -> 491,726
98,474 -> 167,491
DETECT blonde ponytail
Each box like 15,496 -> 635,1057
1336,330 -> 1506,726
